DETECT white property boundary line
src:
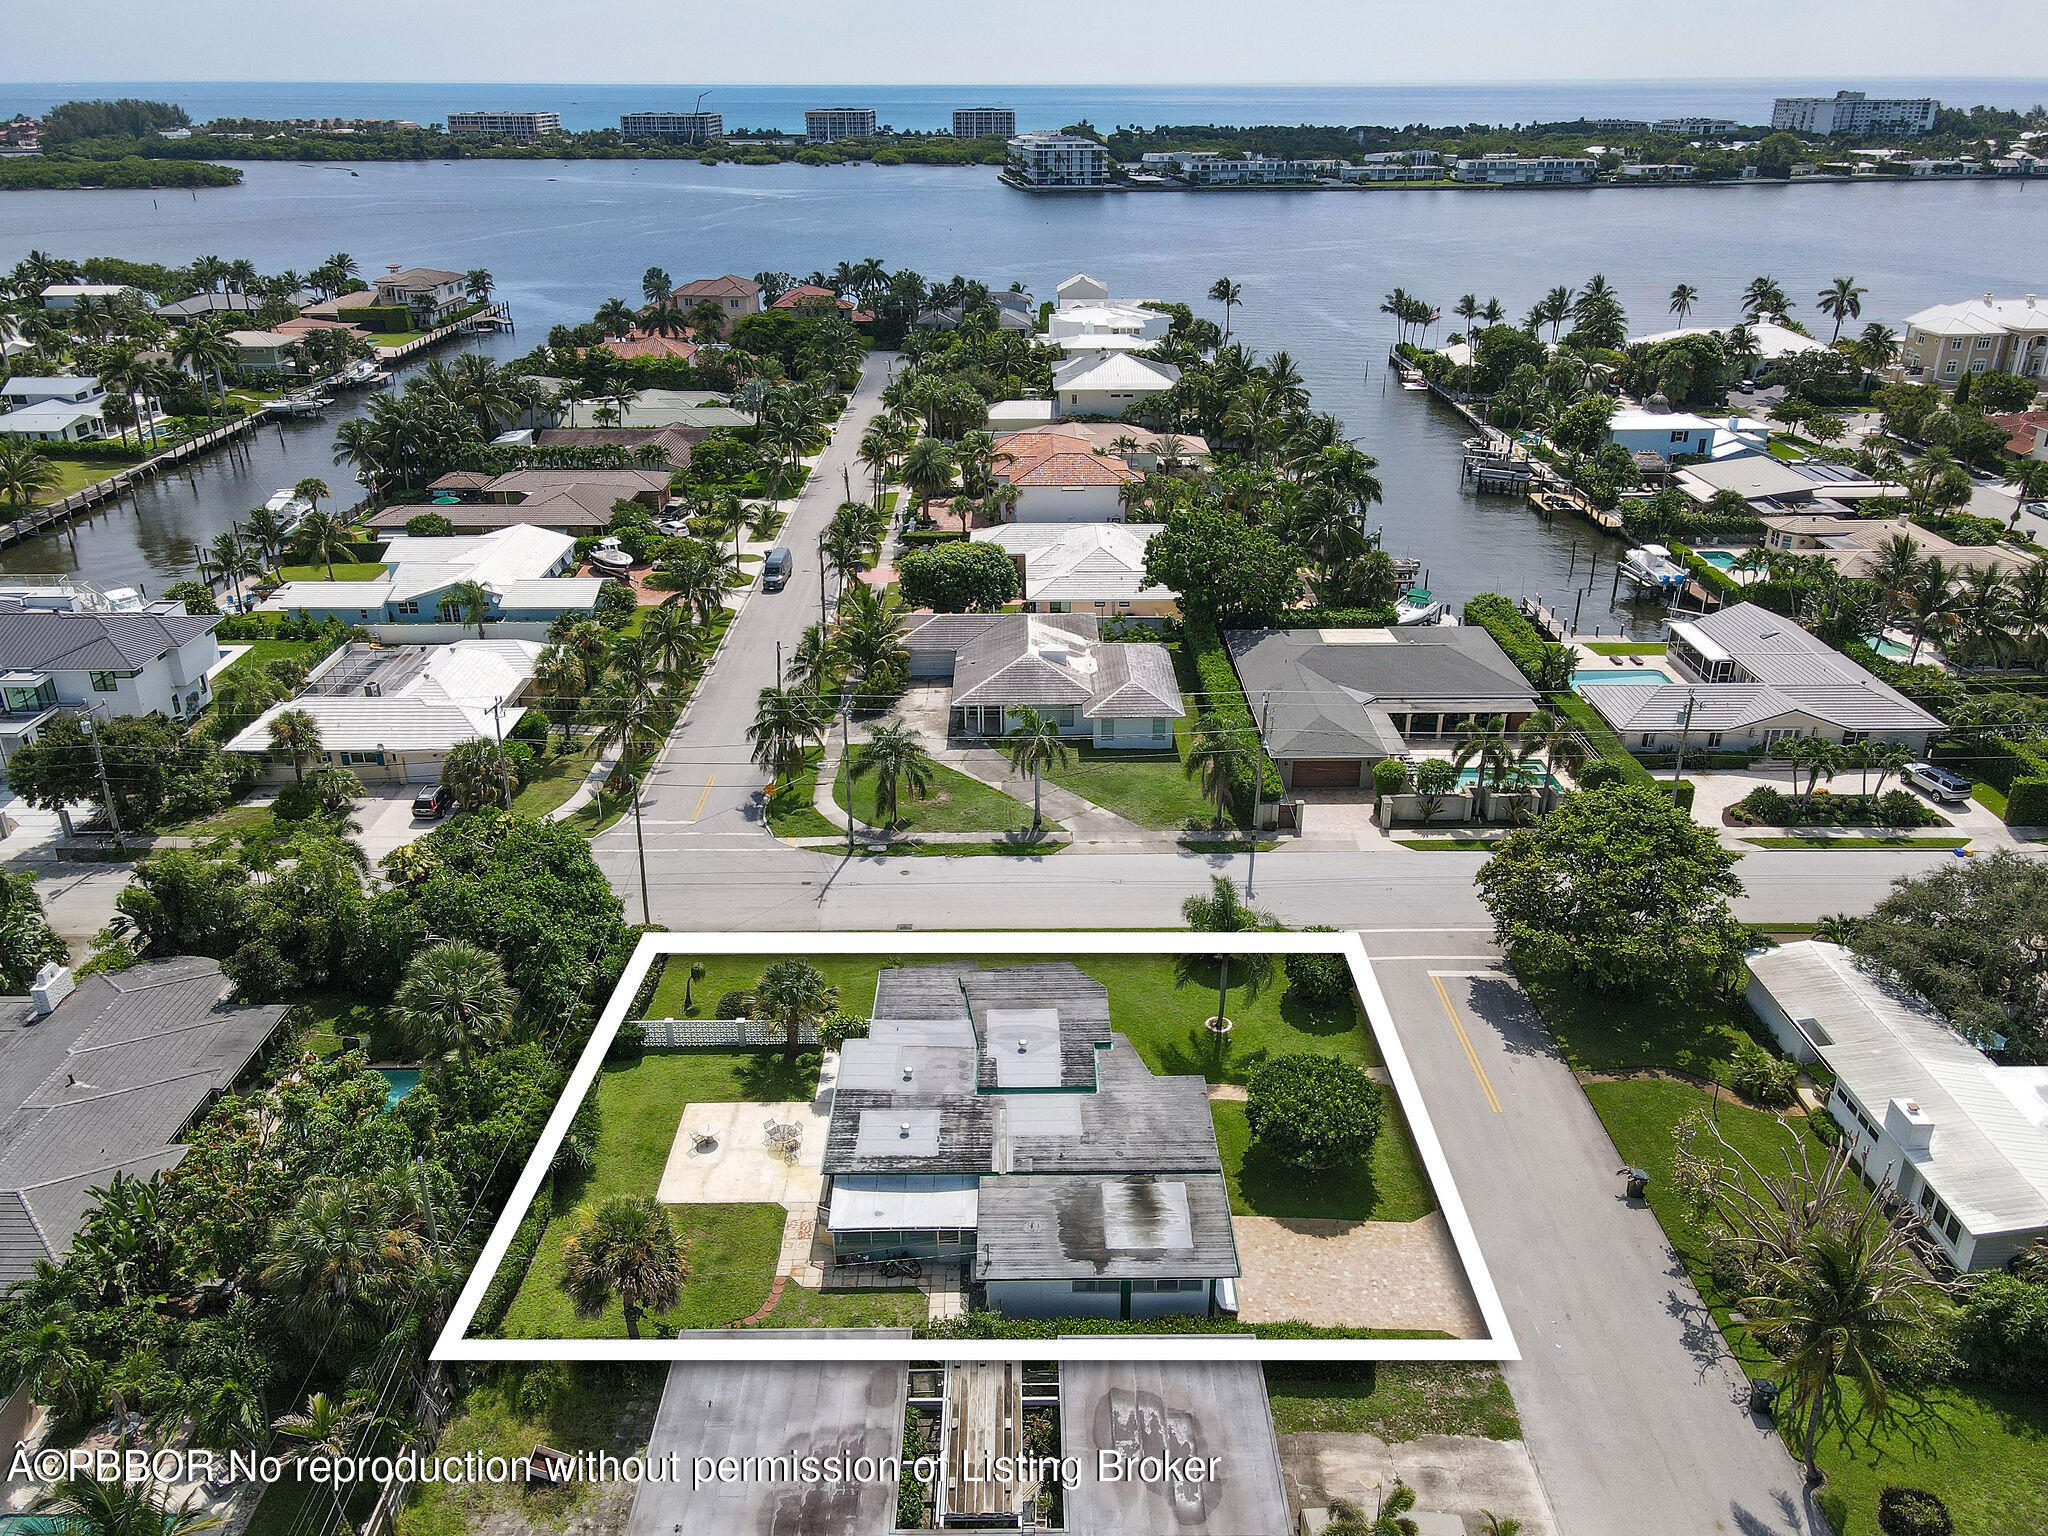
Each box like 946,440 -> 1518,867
434,931 -> 1519,1364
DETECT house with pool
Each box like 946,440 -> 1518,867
1577,601 -> 1942,756
821,962 -> 1241,1320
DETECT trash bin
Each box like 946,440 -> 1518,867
1749,1378 -> 1781,1416
1620,1166 -> 1651,1199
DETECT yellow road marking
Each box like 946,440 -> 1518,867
689,773 -> 717,822
1431,972 -> 1504,1114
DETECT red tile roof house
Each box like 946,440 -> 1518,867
991,430 -> 1144,522
770,284 -> 877,324
674,275 -> 762,318
582,330 -> 701,363
1992,408 -> 2048,458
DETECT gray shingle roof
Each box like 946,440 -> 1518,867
0,608 -> 217,673
912,615 -> 1182,721
974,1170 -> 1239,1281
0,958 -> 288,1282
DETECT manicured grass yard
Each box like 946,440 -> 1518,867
30,453 -> 145,503
158,802 -> 277,840
764,751 -> 838,838
1584,641 -> 1668,656
645,953 -> 1382,1088
1522,965 -> 1762,1086
1585,1076 -> 2048,1536
291,988 -> 411,1060
1040,737 -> 1220,830
216,637 -> 332,678
833,757 -> 1038,834
277,561 -> 387,581
1263,1362 -> 1522,1440
1972,781 -> 2009,818
509,739 -> 602,819
1211,1098 -> 1434,1223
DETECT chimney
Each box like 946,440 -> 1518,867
30,962 -> 73,1018
1885,1097 -> 1935,1156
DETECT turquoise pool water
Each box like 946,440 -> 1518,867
1868,636 -> 1913,660
1697,550 -> 1739,569
1455,765 -> 1561,789
376,1067 -> 422,1106
1572,667 -> 1675,686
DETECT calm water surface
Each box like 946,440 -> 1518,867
7,160 -> 2048,633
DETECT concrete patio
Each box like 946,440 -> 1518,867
1234,1210 -> 1488,1337
655,1098 -> 829,1206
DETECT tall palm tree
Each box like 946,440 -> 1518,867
1453,293 -> 1480,341
1855,321 -> 1900,374
531,644 -> 587,748
171,317 -> 235,417
294,475 -> 331,517
1668,283 -> 1700,323
590,674 -> 672,924
266,709 -> 322,784
639,600 -> 700,684
292,510 -> 351,580
1902,555 -> 1960,663
559,1196 -> 687,1339
1002,707 -> 1070,832
1785,735 -> 1841,803
440,578 -> 493,638
395,940 -> 514,1067
1816,276 -> 1867,344
1180,875 -> 1273,1037
749,684 -> 829,785
849,721 -> 936,828
1207,277 -> 1243,341
2003,457 -> 2048,524
900,436 -> 957,518
1181,713 -> 1241,828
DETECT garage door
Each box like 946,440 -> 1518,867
1287,759 -> 1360,789
908,649 -> 953,679
403,755 -> 440,783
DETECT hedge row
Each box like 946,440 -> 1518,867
471,1171 -> 554,1333
1838,640 -> 1961,709
921,1310 -> 1447,1341
1550,693 -> 1660,790
1291,604 -> 1401,628
1460,593 -> 1549,681
1183,610 -> 1283,809
1933,733 -> 2048,825
1666,540 -> 1740,598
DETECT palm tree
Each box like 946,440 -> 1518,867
1743,1222 -> 1932,1484
1207,277 -> 1243,341
464,268 -> 495,307
1785,735 -> 1841,803
1180,875 -> 1272,1037
1453,293 -> 1480,341
440,578 -> 493,638
754,956 -> 838,1056
849,721 -> 935,828
272,1391 -> 372,1464
0,441 -> 60,512
1816,276 -> 1867,344
1181,713 -> 1241,828
266,709 -> 322,784
1668,283 -> 1699,323
0,1307 -> 100,1419
1002,707 -> 1071,832
641,267 -> 674,307
395,939 -> 514,1067
2003,457 -> 2048,524
560,1196 -> 687,1339
749,685 -> 829,785
203,531 -> 255,611
900,435 -> 957,518
639,601 -> 700,684
171,317 -> 235,416
589,674 -> 672,924
258,1174 -> 430,1347
1902,555 -> 1959,663
1855,321 -> 1900,374
292,510 -> 350,580
293,475 -> 330,517
35,1476 -> 220,1536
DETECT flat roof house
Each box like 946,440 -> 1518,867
974,523 -> 1176,617
903,613 -> 1184,749
0,958 -> 290,1285
1226,626 -> 1542,789
226,639 -> 541,784
262,524 -> 609,626
1580,601 -> 1942,756
822,963 -> 1239,1319
1747,941 -> 2048,1272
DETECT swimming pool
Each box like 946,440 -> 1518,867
1572,668 -> 1675,686
376,1067 -> 422,1107
1455,765 -> 1560,790
1696,550 -> 1739,570
1867,636 -> 1914,661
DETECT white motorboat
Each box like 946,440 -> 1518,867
588,537 -> 635,574
265,393 -> 333,419
1394,587 -> 1450,626
1620,543 -> 1688,595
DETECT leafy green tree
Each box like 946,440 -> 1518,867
897,542 -> 1017,612
395,939 -> 514,1067
0,868 -> 65,991
1245,1054 -> 1382,1171
560,1195 -> 688,1339
1476,783 -> 1746,993
850,721 -> 936,827
1142,505 -> 1300,627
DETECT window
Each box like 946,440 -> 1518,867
1704,732 -> 1723,748
89,671 -> 120,692
1099,719 -> 1117,741
394,600 -> 420,616
338,751 -> 382,766
1151,718 -> 1168,740
1071,1280 -> 1119,1294
1638,733 -> 1656,748
1944,360 -> 1958,375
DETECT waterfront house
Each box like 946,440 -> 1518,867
365,467 -> 673,535
1606,407 -> 1768,463
903,613 -> 1183,747
1747,941 -> 2048,1272
1673,454 -> 1898,509
0,601 -> 221,765
227,329 -> 300,371
567,387 -> 751,431
157,291 -> 310,324
1577,601 -> 1940,756
672,275 -> 761,318
0,958 -> 290,1286
1050,353 -> 1179,420
986,427 -> 1143,520
262,524 -> 610,629
770,284 -> 875,324
298,290 -> 382,325
373,267 -> 470,325
0,374 -> 109,443
1627,319 -> 1833,377
1900,295 -> 2048,385
1226,626 -> 1542,789
226,639 -> 541,785
821,962 -> 1238,1318
973,523 -> 1175,616
528,424 -> 708,470
583,329 -> 699,364
1758,510 -> 2036,580
1044,277 -> 1170,347
37,282 -> 151,311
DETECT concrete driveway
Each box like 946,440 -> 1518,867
352,783 -> 439,861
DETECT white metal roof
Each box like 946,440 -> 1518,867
827,1173 -> 979,1231
1051,353 -> 1180,393
1750,943 -> 2048,1238
1903,295 -> 2048,337
225,640 -> 540,754
974,523 -> 1169,603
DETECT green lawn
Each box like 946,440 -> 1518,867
645,952 -> 1379,1087
291,989 -> 410,1059
277,561 -> 386,581
499,1048 -> 825,1337
217,637 -> 332,678
1584,641 -> 1668,656
1740,835 -> 1971,850
29,454 -> 143,503
1211,1098 -> 1434,1223
1766,439 -> 1811,461
509,739 -> 602,819
1039,739 -> 1220,829
1585,1077 -> 2048,1536
833,757 -> 1038,834
1522,965 -> 1763,1086
765,751 -> 838,838
1264,1362 -> 1522,1440
158,802 -> 277,840
1973,781 -> 2009,818
1396,837 -> 1502,851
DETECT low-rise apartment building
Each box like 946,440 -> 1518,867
805,107 -> 877,143
1900,294 -> 2048,384
1006,131 -> 1112,187
1141,151 -> 1340,185
1452,153 -> 1596,185
445,110 -> 561,140
1342,150 -> 1445,182
618,111 -> 723,141
1653,117 -> 1742,137
951,106 -> 1016,138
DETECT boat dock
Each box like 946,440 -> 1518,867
377,301 -> 513,363
0,415 -> 269,549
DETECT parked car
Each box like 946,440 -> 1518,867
412,783 -> 451,818
762,546 -> 793,592
1903,762 -> 1972,804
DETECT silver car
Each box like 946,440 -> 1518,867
1903,762 -> 1972,804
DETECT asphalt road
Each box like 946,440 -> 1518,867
1366,931 -> 1823,1536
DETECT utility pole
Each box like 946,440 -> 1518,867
1246,695 -> 1271,897
776,639 -> 784,690
84,708 -> 122,835
1671,692 -> 1697,790
840,684 -> 856,858
818,532 -> 829,631
843,465 -> 852,502
489,697 -> 513,809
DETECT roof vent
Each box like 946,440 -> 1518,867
30,962 -> 73,1018
1017,1037 -> 1029,1052
898,1121 -> 912,1138
901,1065 -> 913,1083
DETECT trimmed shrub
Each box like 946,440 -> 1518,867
1183,611 -> 1281,809
352,303 -> 416,333
405,512 -> 455,537
1245,1053 -> 1382,1171
1668,778 -> 1697,813
1460,593 -> 1548,680
1876,1486 -> 1954,1536
1549,694 -> 1659,790
1729,1036 -> 1798,1108
1291,604 -> 1401,629
898,541 -> 1017,612
1282,950 -> 1354,1010
1372,758 -> 1410,800
1728,787 -> 1942,828
2007,776 -> 2048,827
1954,1273 -> 2048,1391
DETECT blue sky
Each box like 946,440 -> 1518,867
8,0 -> 2048,85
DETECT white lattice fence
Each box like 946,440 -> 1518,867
636,1017 -> 820,1047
